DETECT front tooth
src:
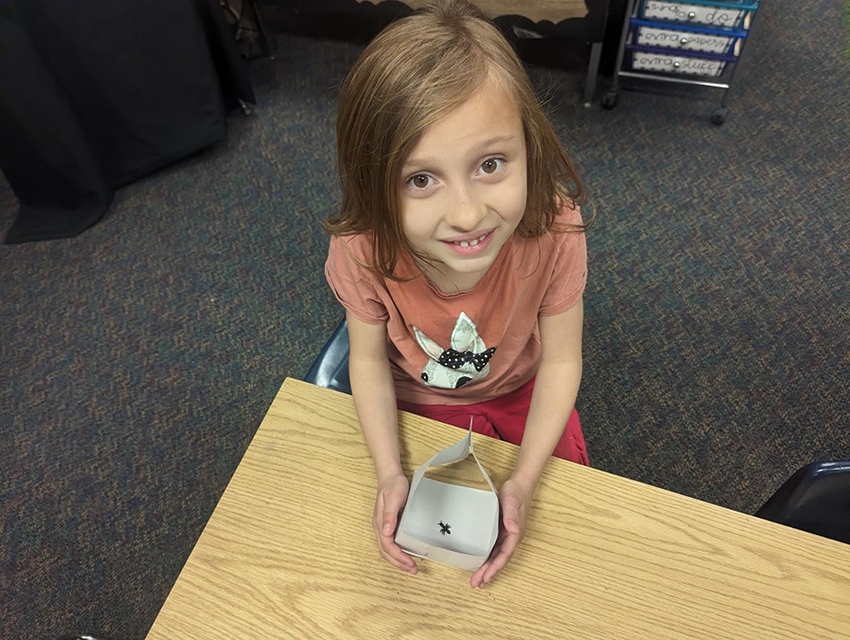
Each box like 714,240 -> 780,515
468,238 -> 479,246
460,241 -> 469,247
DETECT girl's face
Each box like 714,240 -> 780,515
399,79 -> 527,292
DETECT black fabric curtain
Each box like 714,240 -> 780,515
0,0 -> 255,244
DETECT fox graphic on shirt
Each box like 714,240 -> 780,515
412,312 -> 497,389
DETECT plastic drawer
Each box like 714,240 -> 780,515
639,0 -> 757,29
625,45 -> 737,77
630,19 -> 745,55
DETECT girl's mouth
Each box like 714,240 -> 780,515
442,230 -> 494,255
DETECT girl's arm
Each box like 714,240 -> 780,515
470,297 -> 583,588
346,310 -> 419,574
347,310 -> 402,481
514,296 -> 584,488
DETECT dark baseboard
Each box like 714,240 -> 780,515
256,2 -> 597,74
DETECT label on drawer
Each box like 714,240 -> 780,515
636,26 -> 734,54
633,52 -> 726,77
643,1 -> 745,27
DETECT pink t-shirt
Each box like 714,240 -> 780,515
324,206 -> 587,405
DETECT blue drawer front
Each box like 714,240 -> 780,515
626,44 -> 737,77
631,20 -> 745,55
631,17 -> 747,36
639,0 -> 757,28
640,0 -> 758,8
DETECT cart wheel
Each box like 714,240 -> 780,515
710,107 -> 728,126
601,92 -> 618,110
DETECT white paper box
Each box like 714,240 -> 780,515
395,425 -> 499,571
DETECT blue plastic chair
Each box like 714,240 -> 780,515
304,318 -> 351,394
755,461 -> 850,544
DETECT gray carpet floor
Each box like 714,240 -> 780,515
1,1 -> 848,638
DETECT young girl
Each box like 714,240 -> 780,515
324,0 -> 589,588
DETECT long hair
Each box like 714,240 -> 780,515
323,0 -> 586,279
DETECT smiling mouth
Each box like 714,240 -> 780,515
440,230 -> 496,256
447,231 -> 491,248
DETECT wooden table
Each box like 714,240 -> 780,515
147,378 -> 850,639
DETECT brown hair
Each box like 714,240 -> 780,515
323,0 -> 586,279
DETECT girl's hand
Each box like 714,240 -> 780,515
470,477 -> 532,588
373,473 -> 419,575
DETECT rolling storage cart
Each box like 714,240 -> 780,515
603,0 -> 763,124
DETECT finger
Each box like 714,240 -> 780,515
381,547 -> 418,574
482,535 -> 520,583
471,545 -> 501,588
481,551 -> 509,584
470,564 -> 488,588
380,533 -> 418,570
373,494 -> 387,533
502,496 -> 522,534
375,524 -> 417,572
381,492 -> 407,535
381,513 -> 397,536
373,511 -> 416,573
381,501 -> 399,536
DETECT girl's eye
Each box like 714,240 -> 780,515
408,174 -> 432,189
479,158 -> 505,175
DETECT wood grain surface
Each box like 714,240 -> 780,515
355,0 -> 590,23
147,378 -> 850,640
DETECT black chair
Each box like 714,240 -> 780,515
304,318 -> 351,394
755,461 -> 850,544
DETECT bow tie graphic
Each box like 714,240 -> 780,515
437,347 -> 497,372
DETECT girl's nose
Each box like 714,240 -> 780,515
445,185 -> 487,231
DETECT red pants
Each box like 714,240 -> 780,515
397,377 -> 589,465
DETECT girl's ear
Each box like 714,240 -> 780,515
413,326 -> 445,360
